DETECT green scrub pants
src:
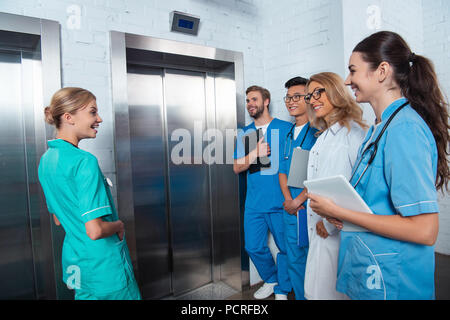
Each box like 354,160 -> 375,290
75,279 -> 142,300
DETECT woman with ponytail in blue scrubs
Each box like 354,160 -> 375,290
38,88 -> 141,300
307,31 -> 449,300
279,77 -> 317,300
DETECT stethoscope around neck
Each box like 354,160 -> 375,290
350,101 -> 409,188
283,123 -> 310,160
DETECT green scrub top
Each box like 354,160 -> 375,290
38,139 -> 136,296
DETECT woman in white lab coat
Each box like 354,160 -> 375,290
303,72 -> 367,300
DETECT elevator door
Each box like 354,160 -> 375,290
0,50 -> 37,299
128,66 -> 212,299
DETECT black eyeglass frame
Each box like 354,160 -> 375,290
284,94 -> 306,103
304,88 -> 326,104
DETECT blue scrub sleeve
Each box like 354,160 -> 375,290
384,122 -> 439,217
279,157 -> 288,175
76,156 -> 113,223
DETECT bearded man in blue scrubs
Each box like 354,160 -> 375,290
233,85 -> 292,300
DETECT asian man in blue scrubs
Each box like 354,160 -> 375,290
233,85 -> 292,300
278,77 -> 318,300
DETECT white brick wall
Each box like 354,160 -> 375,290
423,0 -> 450,255
341,0 -> 424,125
259,0 -> 345,123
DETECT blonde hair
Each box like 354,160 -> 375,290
44,87 -> 96,128
306,72 -> 367,134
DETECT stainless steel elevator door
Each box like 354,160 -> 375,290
0,50 -> 36,299
128,66 -> 171,298
165,69 -> 212,296
128,66 -> 212,298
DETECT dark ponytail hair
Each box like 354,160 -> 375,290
353,31 -> 449,192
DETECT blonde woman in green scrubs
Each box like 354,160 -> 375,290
38,87 -> 141,300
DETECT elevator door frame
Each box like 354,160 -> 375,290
110,32 -> 246,297
0,12 -> 62,299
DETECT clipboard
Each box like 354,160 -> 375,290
287,147 -> 309,188
242,128 -> 271,174
303,175 -> 372,232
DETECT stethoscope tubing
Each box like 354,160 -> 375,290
350,101 -> 409,188
284,123 -> 310,160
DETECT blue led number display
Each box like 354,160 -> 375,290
178,19 -> 194,29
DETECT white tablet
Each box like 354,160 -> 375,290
303,175 -> 372,232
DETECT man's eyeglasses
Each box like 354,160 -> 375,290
304,88 -> 326,104
284,94 -> 306,103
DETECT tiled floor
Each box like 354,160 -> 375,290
167,282 -> 240,300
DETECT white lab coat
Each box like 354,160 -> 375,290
304,120 -> 366,300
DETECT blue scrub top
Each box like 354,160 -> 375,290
337,98 -> 439,300
234,118 -> 292,213
38,139 -> 135,295
279,122 -> 318,246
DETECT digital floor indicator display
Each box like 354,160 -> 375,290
170,11 -> 200,36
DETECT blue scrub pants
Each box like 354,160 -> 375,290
283,211 -> 308,300
244,210 -> 291,295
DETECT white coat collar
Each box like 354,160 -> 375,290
328,121 -> 345,135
